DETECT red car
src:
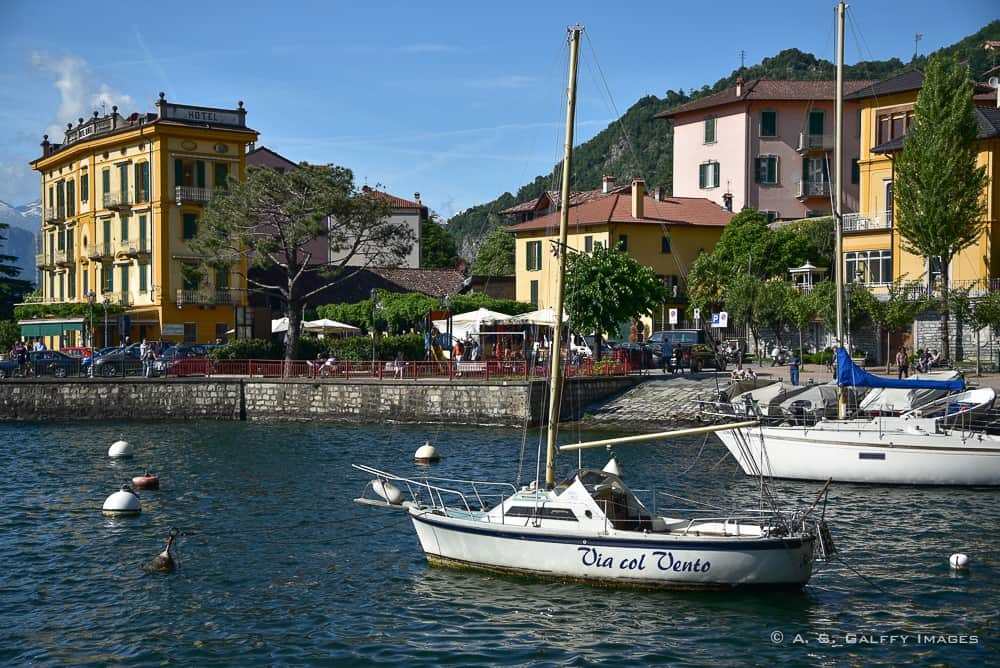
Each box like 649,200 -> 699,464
60,346 -> 93,359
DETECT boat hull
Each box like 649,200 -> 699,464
717,425 -> 1000,485
409,510 -> 815,590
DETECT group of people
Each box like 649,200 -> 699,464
897,347 -> 942,378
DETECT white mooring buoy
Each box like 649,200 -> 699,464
372,479 -> 403,505
414,441 -> 440,463
949,553 -> 970,570
102,484 -> 141,515
108,440 -> 134,458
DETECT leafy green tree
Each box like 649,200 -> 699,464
863,280 -> 932,372
724,274 -> 763,364
687,252 -> 727,313
786,288 -> 820,361
421,214 -> 460,269
190,164 -> 412,361
0,320 -> 21,352
564,246 -> 666,359
757,281 -> 795,350
811,280 -> 874,353
894,53 -> 989,362
0,221 -> 33,320
473,226 -> 515,275
972,292 -> 1000,375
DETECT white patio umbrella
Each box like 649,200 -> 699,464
497,307 -> 567,327
432,307 -> 511,340
303,318 -> 360,335
271,317 -> 290,333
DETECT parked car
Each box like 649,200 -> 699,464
82,346 -> 119,371
60,346 -> 93,359
648,329 -> 726,372
0,357 -> 18,378
152,346 -> 210,377
29,350 -> 82,377
91,344 -> 143,377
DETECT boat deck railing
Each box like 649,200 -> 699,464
354,464 -> 517,518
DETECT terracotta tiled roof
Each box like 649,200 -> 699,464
362,187 -> 424,209
499,184 -> 633,216
657,79 -> 878,118
369,268 -> 467,297
505,193 -> 732,233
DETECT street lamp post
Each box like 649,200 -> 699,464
86,291 -> 96,349
370,288 -> 378,373
102,297 -> 110,348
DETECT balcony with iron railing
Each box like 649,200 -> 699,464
99,291 -> 132,307
797,132 -> 834,152
103,191 -> 131,210
175,288 -> 242,306
53,249 -> 72,266
175,186 -> 223,205
120,238 -> 152,257
36,252 -> 54,269
796,179 -> 831,199
842,211 -> 892,233
44,207 -> 65,225
86,242 -> 115,260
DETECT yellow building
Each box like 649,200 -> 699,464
27,93 -> 258,348
845,70 -> 1000,295
506,179 -> 732,335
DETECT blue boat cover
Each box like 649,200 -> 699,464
836,347 -> 965,391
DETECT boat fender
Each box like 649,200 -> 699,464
132,472 -> 160,490
102,484 -> 141,515
372,479 -> 403,505
414,441 -> 440,463
949,553 -> 970,570
602,456 -> 621,477
108,439 -> 134,458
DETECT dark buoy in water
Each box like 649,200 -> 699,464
147,530 -> 177,573
132,472 -> 160,490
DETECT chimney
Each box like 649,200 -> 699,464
631,179 -> 645,219
736,76 -> 744,98
602,175 -> 616,194
414,192 -> 421,203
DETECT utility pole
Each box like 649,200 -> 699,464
913,33 -> 923,62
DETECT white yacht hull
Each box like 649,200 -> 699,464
717,424 -> 1000,485
409,509 -> 815,589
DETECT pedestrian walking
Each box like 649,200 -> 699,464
788,350 -> 801,386
895,346 -> 909,379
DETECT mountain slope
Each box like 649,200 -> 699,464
449,21 -> 1000,265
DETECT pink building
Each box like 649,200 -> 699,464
658,79 -> 875,221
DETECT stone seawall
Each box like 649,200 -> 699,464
0,376 -> 638,425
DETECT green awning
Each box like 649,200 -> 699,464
19,320 -> 85,337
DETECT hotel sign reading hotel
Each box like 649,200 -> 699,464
160,103 -> 245,127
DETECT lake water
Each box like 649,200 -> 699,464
0,420 -> 995,666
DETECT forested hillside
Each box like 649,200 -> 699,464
448,21 -> 1000,264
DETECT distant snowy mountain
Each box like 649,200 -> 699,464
16,200 -> 42,221
0,199 -> 39,282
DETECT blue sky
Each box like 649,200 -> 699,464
0,1 -> 996,219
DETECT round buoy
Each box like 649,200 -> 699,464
602,456 -> 622,477
102,484 -> 141,515
949,553 -> 970,570
132,472 -> 160,490
414,441 -> 440,463
108,440 -> 133,458
147,531 -> 177,573
372,479 -> 403,505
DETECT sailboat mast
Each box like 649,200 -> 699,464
545,24 -> 582,489
834,2 -> 845,347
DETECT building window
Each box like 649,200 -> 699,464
526,240 -> 542,271
214,163 -> 228,188
135,162 -> 150,203
851,158 -> 860,185
664,275 -> 680,299
618,234 -> 628,252
118,163 -> 129,201
120,264 -> 129,295
761,210 -> 779,223
698,161 -> 720,189
584,235 -> 593,253
183,323 -> 197,344
83,268 -> 88,293
929,256 -> 943,289
68,271 -> 75,299
102,168 -> 110,197
215,323 -> 229,343
661,236 -> 671,254
846,250 -> 892,285
876,110 -> 914,145
183,213 -> 198,240
760,110 -> 777,137
120,215 -> 129,242
139,264 -> 147,292
529,280 -> 538,306
704,116 -> 716,144
181,264 -> 201,291
755,156 -> 778,184
139,214 -> 147,251
81,173 -> 89,202
66,179 -> 75,216
215,267 -> 229,290
175,159 -> 206,188
102,264 -> 114,293
808,110 -> 824,137
59,274 -> 64,301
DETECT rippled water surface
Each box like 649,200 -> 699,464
0,420 -> 996,666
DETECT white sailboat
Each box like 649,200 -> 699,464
711,3 -> 1000,486
355,25 -> 832,590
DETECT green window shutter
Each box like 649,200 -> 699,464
808,111 -> 824,136
761,111 -> 777,137
754,158 -> 762,183
661,236 -> 671,254
102,169 -> 110,195
81,173 -> 89,202
851,158 -> 860,185
802,159 -> 810,185
704,117 -> 715,143
134,163 -> 140,200
121,216 -> 129,241
102,219 -> 111,244
69,271 -> 75,299
529,280 -> 538,306
698,164 -> 706,188
139,264 -> 147,292
183,213 -> 198,240
618,234 -> 628,252
214,163 -> 228,188
66,179 -> 75,216
119,164 -> 128,198
196,161 -> 206,188
215,267 -> 229,289
120,265 -> 129,294
141,162 -> 150,201
57,181 -> 64,211
139,215 -> 147,247
174,159 -> 184,188
48,186 -> 53,208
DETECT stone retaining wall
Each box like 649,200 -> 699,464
0,376 -> 637,425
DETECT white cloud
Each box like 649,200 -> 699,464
31,52 -> 135,139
